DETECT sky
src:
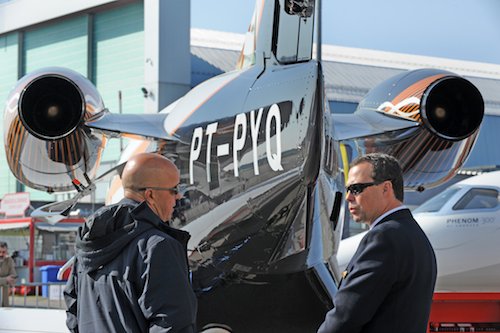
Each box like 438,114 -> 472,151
191,0 -> 500,65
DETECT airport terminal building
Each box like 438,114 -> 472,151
1,0 -> 499,209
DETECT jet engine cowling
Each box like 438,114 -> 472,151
3,67 -> 106,193
356,68 -> 484,141
352,68 -> 484,190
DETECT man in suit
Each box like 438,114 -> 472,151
318,153 -> 437,333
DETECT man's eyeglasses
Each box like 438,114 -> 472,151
345,181 -> 384,196
137,185 -> 182,195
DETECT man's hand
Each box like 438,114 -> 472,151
6,275 -> 16,286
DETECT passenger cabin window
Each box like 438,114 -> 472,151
453,188 -> 499,210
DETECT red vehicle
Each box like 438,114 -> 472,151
428,292 -> 500,332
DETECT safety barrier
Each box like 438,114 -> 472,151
0,282 -> 66,309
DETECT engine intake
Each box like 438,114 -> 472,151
20,75 -> 85,140
422,76 -> 483,141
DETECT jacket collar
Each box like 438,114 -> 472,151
128,200 -> 191,249
371,206 -> 411,229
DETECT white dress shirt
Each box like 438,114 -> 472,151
370,205 -> 408,229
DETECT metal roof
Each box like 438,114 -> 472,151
191,46 -> 237,86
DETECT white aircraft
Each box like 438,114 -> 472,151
337,171 -> 500,292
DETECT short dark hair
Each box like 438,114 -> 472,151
351,153 -> 404,201
0,242 -> 8,248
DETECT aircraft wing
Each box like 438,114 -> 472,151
331,112 -> 419,141
86,111 -> 178,141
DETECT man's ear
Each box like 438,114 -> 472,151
143,188 -> 154,201
383,181 -> 392,194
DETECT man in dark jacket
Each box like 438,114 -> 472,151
64,153 -> 197,333
318,153 -> 437,333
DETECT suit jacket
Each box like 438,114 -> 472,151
318,209 -> 437,333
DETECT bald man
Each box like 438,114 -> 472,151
64,153 -> 197,333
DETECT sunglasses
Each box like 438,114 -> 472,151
345,181 -> 384,196
137,185 -> 182,195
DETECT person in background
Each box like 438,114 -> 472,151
0,241 -> 17,307
318,153 -> 437,333
64,153 -> 197,333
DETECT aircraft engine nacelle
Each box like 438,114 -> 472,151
357,68 -> 484,141
3,67 -> 106,193
354,68 -> 484,189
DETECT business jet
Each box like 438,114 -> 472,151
2,0 -> 484,331
337,171 -> 500,293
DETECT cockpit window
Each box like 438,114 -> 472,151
413,187 -> 461,213
453,188 -> 499,210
